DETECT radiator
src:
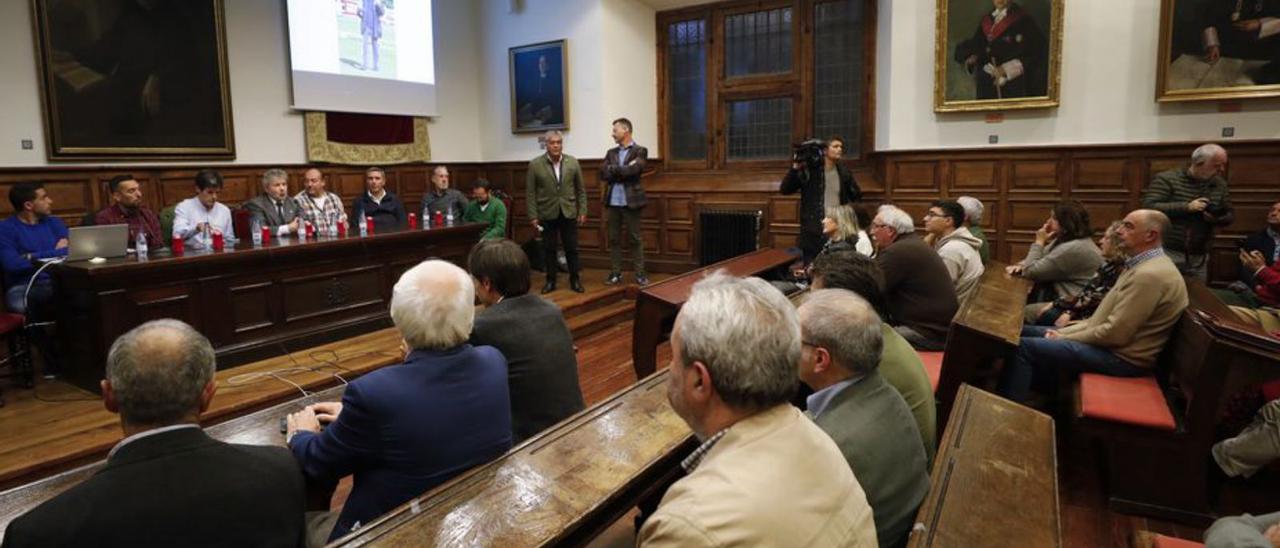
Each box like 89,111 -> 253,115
699,208 -> 762,266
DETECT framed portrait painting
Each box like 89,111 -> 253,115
1156,0 -> 1280,102
934,0 -> 1064,112
30,0 -> 235,160
509,40 -> 569,133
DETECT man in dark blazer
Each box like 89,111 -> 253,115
244,168 -> 303,237
600,118 -> 649,286
287,260 -> 512,543
2,320 -> 307,548
780,136 -> 862,262
526,130 -> 588,293
468,239 -> 585,443
798,290 -> 930,548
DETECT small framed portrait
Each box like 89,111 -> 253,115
29,0 -> 236,160
1156,0 -> 1280,102
509,39 -> 569,133
934,0 -> 1064,112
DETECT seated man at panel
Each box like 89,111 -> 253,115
638,273 -> 876,547
869,205 -> 959,351
172,169 -> 236,250
0,182 -> 68,376
468,239 -> 583,443
350,166 -> 407,232
922,200 -> 984,307
293,167 -> 347,235
244,168 -> 302,237
421,165 -> 468,224
811,249 -> 937,463
95,174 -> 164,249
998,210 -> 1188,404
798,289 -> 929,548
462,179 -> 508,240
287,260 -> 512,543
957,196 -> 990,263
2,320 -> 307,547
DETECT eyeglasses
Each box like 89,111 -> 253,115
923,210 -> 943,219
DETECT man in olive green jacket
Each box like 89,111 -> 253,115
526,130 -> 588,293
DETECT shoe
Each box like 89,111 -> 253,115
542,279 -> 557,294
605,273 -> 623,285
636,275 -> 650,286
570,278 -> 585,293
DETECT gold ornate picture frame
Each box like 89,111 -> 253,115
934,0 -> 1063,112
1155,0 -> 1280,102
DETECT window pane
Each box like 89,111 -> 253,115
667,19 -> 707,161
814,1 -> 863,156
724,8 -> 792,77
727,97 -> 792,161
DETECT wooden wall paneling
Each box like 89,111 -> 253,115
1071,157 -> 1130,192
1075,200 -> 1129,232
1226,156 -> 1280,189
948,160 -> 1000,193
229,281 -> 275,336
1009,159 -> 1059,191
892,160 -> 939,191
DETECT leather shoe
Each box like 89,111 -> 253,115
605,273 -> 623,285
636,275 -> 650,286
570,278 -> 585,293
541,279 -> 557,294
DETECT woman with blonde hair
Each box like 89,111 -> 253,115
820,204 -> 873,258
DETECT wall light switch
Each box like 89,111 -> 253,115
988,135 -> 999,144
20,140 -> 33,150
1222,127 -> 1235,138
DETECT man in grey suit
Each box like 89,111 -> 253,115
526,130 -> 588,293
468,239 -> 585,443
244,168 -> 302,237
797,289 -> 930,548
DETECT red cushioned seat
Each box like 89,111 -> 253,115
917,351 -> 943,392
1079,373 -> 1176,431
1151,534 -> 1203,548
0,312 -> 23,335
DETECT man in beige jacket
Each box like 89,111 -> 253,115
638,273 -> 877,547
998,209 -> 1188,404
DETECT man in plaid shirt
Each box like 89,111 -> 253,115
293,168 -> 347,234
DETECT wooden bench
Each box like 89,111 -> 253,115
908,383 -> 1060,547
631,248 -> 795,379
1073,280 -> 1280,523
935,262 -> 1033,428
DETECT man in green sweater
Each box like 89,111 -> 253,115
462,179 -> 506,240
999,209 -> 1189,404
1141,143 -> 1233,281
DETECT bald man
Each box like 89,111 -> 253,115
999,210 -> 1189,404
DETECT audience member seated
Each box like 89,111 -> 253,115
421,165 -> 469,223
0,182 -> 68,376
172,169 -> 236,250
638,273 -> 876,547
820,204 -> 868,257
468,239 -> 583,443
1212,398 -> 1280,479
797,289 -> 929,548
94,174 -> 164,249
869,205 -> 959,351
286,260 -> 512,543
463,179 -> 508,240
350,166 -> 407,232
2,320 -> 307,547
1007,200 -> 1103,303
998,210 -> 1188,404
1215,202 -> 1280,310
244,168 -> 303,237
1203,511 -> 1280,548
1026,220 -> 1127,327
922,200 -> 984,306
957,196 -> 990,263
811,250 -> 937,463
293,167 -> 347,235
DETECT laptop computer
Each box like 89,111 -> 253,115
66,224 -> 130,261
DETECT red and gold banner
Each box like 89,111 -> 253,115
304,111 -> 430,165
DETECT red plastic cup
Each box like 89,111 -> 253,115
408,213 -> 418,230
212,231 -> 225,252
305,221 -> 315,239
260,226 -> 271,244
433,211 -> 443,228
337,221 -> 347,238
171,236 -> 184,256
366,217 -> 375,235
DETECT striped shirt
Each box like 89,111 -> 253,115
681,428 -> 728,472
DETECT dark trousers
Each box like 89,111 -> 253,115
607,206 -> 645,276
5,279 -> 60,374
541,214 -> 581,280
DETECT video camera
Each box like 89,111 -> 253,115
792,139 -> 826,171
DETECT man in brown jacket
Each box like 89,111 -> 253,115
998,209 -> 1189,404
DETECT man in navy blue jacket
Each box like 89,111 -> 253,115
350,166 -> 406,232
286,260 -> 512,543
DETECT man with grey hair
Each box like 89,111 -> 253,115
244,168 -> 303,237
1142,143 -> 1233,280
421,165 -> 468,225
1000,209 -> 1188,404
957,195 -> 990,263
639,273 -> 876,547
4,320 -> 307,547
526,130 -> 588,293
868,205 -> 958,351
798,289 -> 929,548
287,260 -> 512,543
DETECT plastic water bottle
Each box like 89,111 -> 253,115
358,213 -> 368,237
445,211 -> 455,227
250,219 -> 263,246
135,231 -> 148,257
328,212 -> 339,237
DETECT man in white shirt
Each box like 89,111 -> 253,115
172,169 -> 236,250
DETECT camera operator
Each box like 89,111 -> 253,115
1141,143 -> 1233,281
780,136 -> 862,262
